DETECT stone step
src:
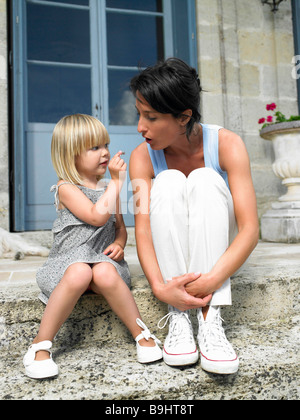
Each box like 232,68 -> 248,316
0,242 -> 299,400
0,242 -> 299,351
0,317 -> 299,400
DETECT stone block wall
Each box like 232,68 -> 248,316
196,0 -> 299,217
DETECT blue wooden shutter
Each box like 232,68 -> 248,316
172,0 -> 197,69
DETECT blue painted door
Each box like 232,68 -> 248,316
12,0 -> 197,230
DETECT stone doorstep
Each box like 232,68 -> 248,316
0,246 -> 142,283
1,271 -> 299,353
0,242 -> 299,400
0,263 -> 298,324
1,241 -> 300,283
0,241 -> 299,350
1,318 -> 299,400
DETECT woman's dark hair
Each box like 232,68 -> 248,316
130,58 -> 202,139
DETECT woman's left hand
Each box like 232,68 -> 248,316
103,243 -> 124,262
184,273 -> 216,299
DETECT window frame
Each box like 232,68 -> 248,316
101,0 -> 174,132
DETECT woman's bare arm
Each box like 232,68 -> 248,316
185,130 -> 259,298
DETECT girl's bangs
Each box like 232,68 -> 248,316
82,118 -> 110,152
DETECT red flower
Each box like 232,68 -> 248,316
258,118 -> 266,124
267,116 -> 273,122
266,103 -> 277,111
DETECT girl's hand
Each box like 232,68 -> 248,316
103,242 -> 124,262
153,273 -> 212,312
108,151 -> 127,182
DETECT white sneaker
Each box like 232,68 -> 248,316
23,341 -> 59,379
158,310 -> 199,366
197,306 -> 239,374
135,319 -> 163,364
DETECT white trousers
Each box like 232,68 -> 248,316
150,168 -> 238,306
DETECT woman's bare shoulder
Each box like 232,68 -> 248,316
130,142 -> 154,179
219,128 -> 245,149
131,142 -> 149,160
218,128 -> 249,171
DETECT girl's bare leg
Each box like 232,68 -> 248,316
33,263 -> 93,360
91,262 -> 155,347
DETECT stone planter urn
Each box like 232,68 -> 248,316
260,120 -> 300,243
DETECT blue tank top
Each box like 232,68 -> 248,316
147,123 -> 229,189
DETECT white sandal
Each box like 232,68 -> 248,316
23,341 -> 59,379
135,319 -> 163,364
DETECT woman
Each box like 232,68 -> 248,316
129,58 -> 259,374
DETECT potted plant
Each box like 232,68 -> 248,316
259,103 -> 300,202
258,103 -> 300,242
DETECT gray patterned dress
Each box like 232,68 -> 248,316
36,184 -> 131,304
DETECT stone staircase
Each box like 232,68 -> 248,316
0,242 -> 299,400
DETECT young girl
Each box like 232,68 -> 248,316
23,114 -> 162,379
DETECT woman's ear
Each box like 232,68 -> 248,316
179,109 -> 193,126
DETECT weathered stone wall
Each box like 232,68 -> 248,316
196,0 -> 298,217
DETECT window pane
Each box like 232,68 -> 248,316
107,13 -> 164,67
42,0 -> 89,6
108,70 -> 139,126
106,0 -> 162,12
27,3 -> 90,64
28,64 -> 91,123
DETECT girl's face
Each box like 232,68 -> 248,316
75,143 -> 110,181
135,92 -> 186,150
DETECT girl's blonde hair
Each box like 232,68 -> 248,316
51,114 -> 110,185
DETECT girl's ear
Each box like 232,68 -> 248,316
179,109 -> 193,126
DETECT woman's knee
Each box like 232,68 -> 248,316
151,170 -> 187,214
62,263 -> 93,292
153,170 -> 186,196
188,167 -> 225,187
187,168 -> 230,201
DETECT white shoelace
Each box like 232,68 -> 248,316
201,313 -> 234,356
158,312 -> 194,348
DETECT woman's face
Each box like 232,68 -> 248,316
135,92 -> 186,150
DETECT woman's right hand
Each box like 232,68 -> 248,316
153,273 -> 212,312
108,151 -> 127,182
